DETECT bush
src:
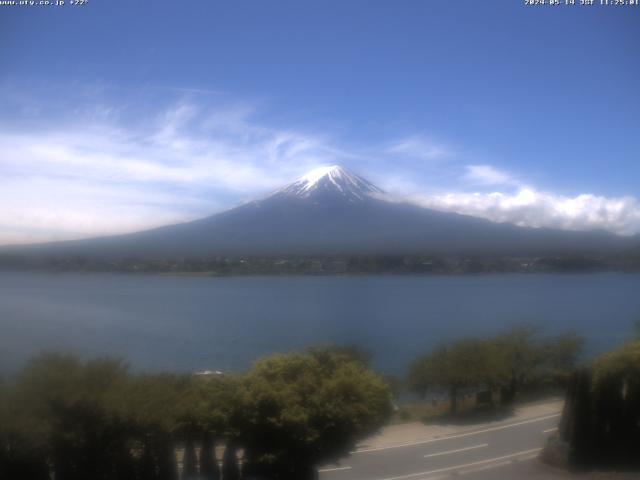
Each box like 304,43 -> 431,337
238,350 -> 392,479
0,349 -> 392,480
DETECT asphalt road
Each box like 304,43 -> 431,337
319,413 -> 561,480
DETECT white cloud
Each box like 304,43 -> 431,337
387,135 -> 452,161
464,164 -> 519,187
1,92 -> 639,244
402,188 -> 640,236
0,100 -> 346,244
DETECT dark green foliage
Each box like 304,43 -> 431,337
591,340 -> 640,468
0,349 -> 392,480
199,434 -> 220,480
155,438 -> 178,480
559,368 -> 594,469
382,374 -> 403,398
307,344 -> 373,367
408,338 -> 504,414
182,439 -> 197,479
408,327 -> 584,413
6,354 -> 134,480
492,326 -> 541,405
221,442 -> 241,480
237,350 -> 392,479
545,332 -> 585,372
0,376 -> 49,480
552,341 -> 640,471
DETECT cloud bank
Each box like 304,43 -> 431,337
403,189 -> 640,236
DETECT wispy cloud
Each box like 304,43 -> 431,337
387,135 -> 453,162
0,98 -> 347,244
1,91 -> 639,244
464,164 -> 520,187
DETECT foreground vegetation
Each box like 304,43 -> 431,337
543,339 -> 640,471
0,348 -> 392,480
4,326 -> 638,479
407,327 -> 584,415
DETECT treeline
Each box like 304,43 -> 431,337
408,327 -> 584,414
0,348 -> 392,480
0,328 -> 608,480
3,252 -> 640,275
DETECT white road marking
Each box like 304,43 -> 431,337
318,466 -> 352,473
458,460 -> 512,475
458,452 -> 539,475
352,413 -> 560,454
376,448 -> 542,480
423,443 -> 488,458
542,427 -> 558,433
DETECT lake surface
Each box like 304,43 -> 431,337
1,272 -> 639,376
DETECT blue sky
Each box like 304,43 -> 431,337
1,0 -> 639,244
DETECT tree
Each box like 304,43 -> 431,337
3,349 -> 391,480
183,374 -> 241,480
408,339 -> 502,414
0,377 -> 50,480
547,340 -> 640,470
590,340 -> 640,467
10,353 -> 134,480
491,326 -> 542,405
307,344 -> 372,367
592,340 -> 640,399
409,327 -> 585,413
122,373 -> 187,480
492,327 -> 583,405
237,350 -> 392,479
221,441 -> 241,480
541,331 -> 584,378
199,433 -> 219,480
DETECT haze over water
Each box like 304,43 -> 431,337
1,271 -> 639,376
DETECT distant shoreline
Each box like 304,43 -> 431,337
2,267 -> 640,278
2,251 -> 640,277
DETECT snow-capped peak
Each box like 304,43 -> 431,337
276,165 -> 384,202
298,165 -> 344,190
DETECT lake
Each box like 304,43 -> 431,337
1,272 -> 639,376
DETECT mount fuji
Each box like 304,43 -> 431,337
3,166 -> 635,259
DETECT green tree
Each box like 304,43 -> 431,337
182,374 -> 241,480
491,326 -> 542,405
238,350 -> 392,479
221,440 -> 241,480
493,327 -> 583,405
307,344 -> 372,367
0,376 -> 50,480
408,327 -> 585,414
10,353 -> 134,480
199,433 -> 219,480
408,339 -> 502,414
542,331 -> 584,376
121,373 -> 188,480
552,340 -> 640,470
592,340 -> 640,392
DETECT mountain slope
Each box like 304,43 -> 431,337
2,166 -> 636,258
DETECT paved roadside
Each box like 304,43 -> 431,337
354,398 -> 564,452
319,399 -> 565,480
458,457 -> 640,480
